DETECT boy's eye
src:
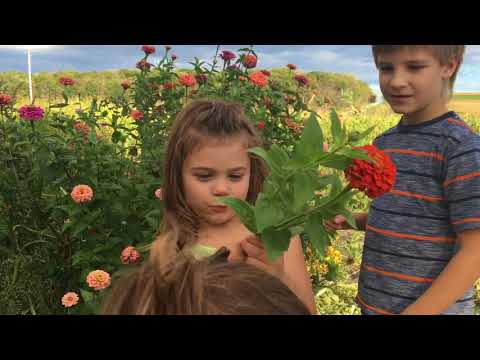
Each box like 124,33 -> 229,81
408,65 -> 426,71
379,66 -> 393,72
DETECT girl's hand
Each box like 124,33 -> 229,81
240,235 -> 286,281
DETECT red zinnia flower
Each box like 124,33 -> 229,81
249,71 -> 269,87
136,60 -> 151,71
179,74 -> 197,87
293,74 -> 309,86
286,64 -> 297,70
344,145 -> 397,199
141,45 -> 156,55
0,93 -> 12,106
162,82 -> 176,90
242,54 -> 257,69
131,109 -> 144,121
59,77 -> 75,86
195,74 -> 208,84
257,121 -> 265,130
121,80 -> 131,90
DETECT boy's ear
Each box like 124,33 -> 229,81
442,56 -> 460,79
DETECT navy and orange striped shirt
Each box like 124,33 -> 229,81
357,111 -> 480,315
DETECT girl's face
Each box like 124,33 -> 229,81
182,135 -> 251,227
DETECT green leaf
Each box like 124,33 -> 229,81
269,144 -> 290,169
296,112 -> 323,160
80,289 -> 93,303
339,148 -> 372,161
254,193 -> 285,233
293,172 -> 317,213
261,227 -> 291,262
348,125 -> 376,146
248,147 -> 282,177
330,109 -> 345,146
217,197 -> 257,234
318,154 -> 353,170
305,213 -> 330,255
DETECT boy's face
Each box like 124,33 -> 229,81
377,47 -> 458,124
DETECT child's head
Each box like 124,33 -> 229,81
160,99 -> 267,248
371,45 -> 465,120
102,246 -> 310,315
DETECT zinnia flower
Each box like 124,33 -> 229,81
0,93 -> 12,106
121,81 -> 131,90
242,54 -> 257,68
257,121 -> 265,130
286,64 -> 297,70
220,50 -> 236,61
74,121 -> 90,137
86,270 -> 111,291
136,60 -> 152,71
293,74 -> 309,86
131,109 -> 144,121
70,184 -> 94,203
171,54 -> 177,60
59,77 -> 75,86
179,74 -> 197,87
18,105 -> 44,121
61,292 -> 79,308
141,45 -> 155,55
162,82 -> 176,90
261,70 -> 271,77
249,71 -> 269,87
155,188 -> 163,200
195,74 -> 208,84
120,246 -> 141,265
344,144 -> 396,199
238,76 -> 247,82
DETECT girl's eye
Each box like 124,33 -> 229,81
195,174 -> 211,181
379,66 -> 393,72
229,174 -> 243,181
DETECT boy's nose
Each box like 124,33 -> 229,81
389,71 -> 409,89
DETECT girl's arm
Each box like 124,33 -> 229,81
283,235 -> 317,314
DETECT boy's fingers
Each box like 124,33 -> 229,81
245,235 -> 264,249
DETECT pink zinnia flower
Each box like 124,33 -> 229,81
171,54 -> 177,60
70,184 -> 94,204
136,60 -> 152,71
120,246 -> 141,265
179,74 -> 197,87
86,270 -> 111,291
242,54 -> 257,69
121,80 -> 131,90
286,64 -> 297,70
18,105 -> 44,121
293,74 -> 309,86
220,50 -> 236,61
131,109 -> 144,121
249,71 -> 269,87
59,77 -> 75,86
61,292 -> 79,308
0,93 -> 12,106
155,188 -> 163,200
141,45 -> 156,55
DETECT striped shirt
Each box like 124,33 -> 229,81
357,111 -> 480,315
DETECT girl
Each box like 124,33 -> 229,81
102,244 -> 311,315
151,99 -> 316,314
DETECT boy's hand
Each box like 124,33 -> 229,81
325,215 -> 352,232
325,212 -> 368,232
240,235 -> 286,281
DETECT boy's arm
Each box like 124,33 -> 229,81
401,229 -> 480,315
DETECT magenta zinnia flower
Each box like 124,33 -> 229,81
293,74 -> 309,86
220,50 -> 236,61
18,105 -> 44,121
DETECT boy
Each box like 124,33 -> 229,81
326,45 -> 480,315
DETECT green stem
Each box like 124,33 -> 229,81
211,45 -> 220,72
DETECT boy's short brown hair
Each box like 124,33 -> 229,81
371,45 -> 466,98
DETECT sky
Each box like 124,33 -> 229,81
1,45 -> 479,101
